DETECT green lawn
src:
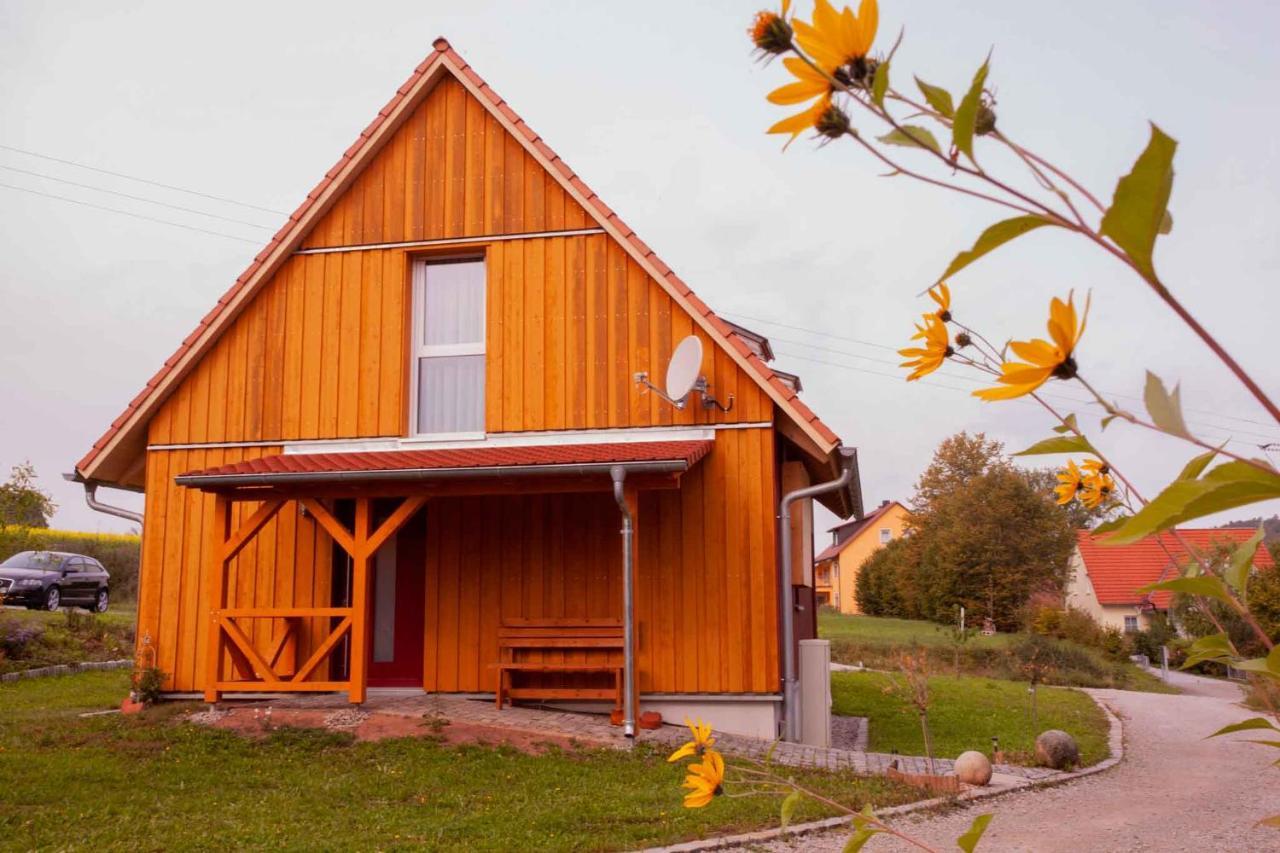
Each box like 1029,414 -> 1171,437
832,670 -> 1110,766
0,606 -> 136,674
0,671 -> 924,851
819,611 -> 1176,694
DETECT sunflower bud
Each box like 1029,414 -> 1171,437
975,104 -> 997,136
955,331 -> 972,348
815,101 -> 851,139
749,11 -> 793,54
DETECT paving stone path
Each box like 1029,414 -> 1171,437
764,671 -> 1277,852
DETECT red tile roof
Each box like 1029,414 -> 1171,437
175,440 -> 712,486
77,37 -> 840,484
1076,528 -> 1275,607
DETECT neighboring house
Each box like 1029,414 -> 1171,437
814,500 -> 909,613
1068,528 -> 1275,632
69,39 -> 862,740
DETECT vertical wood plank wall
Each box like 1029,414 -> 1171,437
422,427 -> 779,695
135,71 -> 787,694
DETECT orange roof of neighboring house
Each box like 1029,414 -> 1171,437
75,38 -> 840,487
175,440 -> 712,487
1076,528 -> 1275,608
815,500 -> 905,562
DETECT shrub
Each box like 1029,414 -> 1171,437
0,614 -> 45,660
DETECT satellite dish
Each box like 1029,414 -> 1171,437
665,336 -> 703,402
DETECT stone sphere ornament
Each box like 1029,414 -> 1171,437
953,750 -> 993,786
1035,729 -> 1080,770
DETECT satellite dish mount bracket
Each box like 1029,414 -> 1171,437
633,372 -> 735,413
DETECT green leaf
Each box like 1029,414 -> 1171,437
872,60 -> 890,107
780,790 -> 802,828
1223,526 -> 1265,598
1101,414 -> 1118,431
879,125 -> 942,154
1014,434 -> 1096,457
1143,372 -> 1192,439
1181,632 -> 1233,669
1099,124 -> 1177,281
1101,461 -> 1280,544
1052,414 -> 1079,435
1159,209 -> 1174,234
956,814 -> 994,853
1207,717 -> 1280,739
1138,575 -> 1232,604
952,57 -> 990,163
938,215 -> 1055,282
1234,646 -> 1280,677
916,77 -> 955,118
842,828 -> 881,852
1177,446 -> 1222,481
763,739 -> 779,765
1244,740 -> 1280,749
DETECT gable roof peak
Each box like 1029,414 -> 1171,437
75,36 -> 844,492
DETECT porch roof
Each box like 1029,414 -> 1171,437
174,439 -> 713,489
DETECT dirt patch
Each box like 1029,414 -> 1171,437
189,706 -> 614,755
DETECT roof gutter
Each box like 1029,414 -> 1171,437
174,459 -> 692,490
777,446 -> 856,742
63,474 -> 144,525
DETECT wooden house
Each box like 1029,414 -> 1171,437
71,39 -> 862,739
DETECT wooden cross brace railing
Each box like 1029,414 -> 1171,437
203,495 -> 427,703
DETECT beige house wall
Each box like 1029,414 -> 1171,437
832,503 -> 911,614
1064,547 -> 1153,632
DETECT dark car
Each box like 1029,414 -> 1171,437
0,551 -> 110,612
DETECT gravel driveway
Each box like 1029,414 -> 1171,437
767,671 -> 1278,852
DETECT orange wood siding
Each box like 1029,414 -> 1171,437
301,76 -> 589,250
422,428 -> 778,695
148,235 -> 766,446
138,446 -> 334,692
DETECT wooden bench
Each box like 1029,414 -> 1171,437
494,618 -> 624,711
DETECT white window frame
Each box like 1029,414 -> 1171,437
409,256 -> 487,440
879,528 -> 892,544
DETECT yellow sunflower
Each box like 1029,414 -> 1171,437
681,749 -> 726,808
794,0 -> 879,77
1079,471 -> 1116,510
898,313 -> 951,381
768,94 -> 838,147
1081,459 -> 1109,480
667,718 -> 716,763
1054,460 -> 1084,505
973,292 -> 1089,401
929,282 -> 951,321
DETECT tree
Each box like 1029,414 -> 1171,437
858,433 -> 1076,629
0,462 -> 55,530
910,432 -> 1006,517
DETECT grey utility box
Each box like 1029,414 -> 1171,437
798,638 -> 831,747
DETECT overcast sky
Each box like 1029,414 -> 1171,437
2,0 -> 1278,534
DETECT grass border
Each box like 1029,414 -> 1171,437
636,692 -> 1125,853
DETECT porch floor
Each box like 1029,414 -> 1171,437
204,691 -> 1056,781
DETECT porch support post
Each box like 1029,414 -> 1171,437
348,497 -> 373,704
203,493 -> 232,704
610,466 -> 639,738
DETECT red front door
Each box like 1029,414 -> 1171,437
368,510 -> 426,687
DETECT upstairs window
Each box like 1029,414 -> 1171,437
412,258 -> 486,437
879,528 -> 892,544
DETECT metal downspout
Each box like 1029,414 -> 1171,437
778,446 -> 856,742
610,465 -> 637,738
83,482 -> 144,525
